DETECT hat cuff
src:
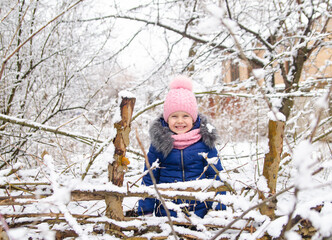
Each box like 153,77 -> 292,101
163,108 -> 198,122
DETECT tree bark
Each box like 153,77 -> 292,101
259,120 -> 285,219
105,96 -> 135,229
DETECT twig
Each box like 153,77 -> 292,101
200,154 -> 236,195
0,154 -> 21,181
0,182 -> 49,188
279,188 -> 299,239
309,85 -> 331,143
129,164 -> 158,188
135,129 -> 179,240
81,135 -> 114,180
1,2 -> 19,23
211,165 -> 326,240
0,0 -> 85,81
43,154 -> 88,239
131,100 -> 164,122
0,213 -> 12,240
2,213 -> 255,236
210,185 -> 294,240
0,122 -> 9,131
55,114 -> 84,131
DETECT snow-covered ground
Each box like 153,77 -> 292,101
1,138 -> 330,239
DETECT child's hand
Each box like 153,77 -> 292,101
125,210 -> 138,217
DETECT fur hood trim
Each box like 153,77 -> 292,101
149,114 -> 218,157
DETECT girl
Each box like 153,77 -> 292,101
138,75 -> 225,218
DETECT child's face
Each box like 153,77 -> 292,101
168,111 -> 194,134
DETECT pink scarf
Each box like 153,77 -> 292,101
172,129 -> 201,149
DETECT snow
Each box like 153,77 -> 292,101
7,228 -> 29,240
267,97 -> 286,121
156,179 -> 224,191
2,136 -> 332,239
199,152 -> 219,164
256,175 -> 270,193
252,68 -> 266,80
1,1 -> 331,239
205,4 -> 226,18
267,110 -> 286,122
196,4 -> 224,34
293,140 -> 316,190
285,231 -> 302,240
206,123 -> 216,133
315,91 -> 329,110
38,223 -> 56,240
112,103 -> 122,126
317,202 -> 332,237
196,17 -> 221,34
42,154 -> 90,239
119,90 -> 135,99
266,216 -> 288,237
98,139 -> 116,164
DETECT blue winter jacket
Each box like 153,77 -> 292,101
137,114 -> 226,218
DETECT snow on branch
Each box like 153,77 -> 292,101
40,154 -> 89,239
0,113 -> 103,145
0,179 -> 230,206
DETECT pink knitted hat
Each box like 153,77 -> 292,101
163,75 -> 198,122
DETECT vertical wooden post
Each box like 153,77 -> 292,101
105,96 -> 135,229
259,119 -> 285,219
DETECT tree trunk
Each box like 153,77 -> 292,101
259,120 -> 285,219
259,45 -> 309,220
105,96 -> 135,230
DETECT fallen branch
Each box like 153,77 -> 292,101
0,183 -> 230,206
1,212 -> 255,239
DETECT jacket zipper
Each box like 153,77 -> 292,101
181,150 -> 185,181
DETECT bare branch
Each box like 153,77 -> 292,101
0,0 -> 85,81
211,185 -> 294,240
0,113 -> 102,145
135,129 -> 179,240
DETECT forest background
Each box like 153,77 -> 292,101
0,0 -> 331,239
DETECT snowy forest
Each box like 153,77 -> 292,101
0,0 -> 331,239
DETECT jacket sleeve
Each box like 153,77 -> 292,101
137,145 -> 161,216
205,147 -> 227,211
